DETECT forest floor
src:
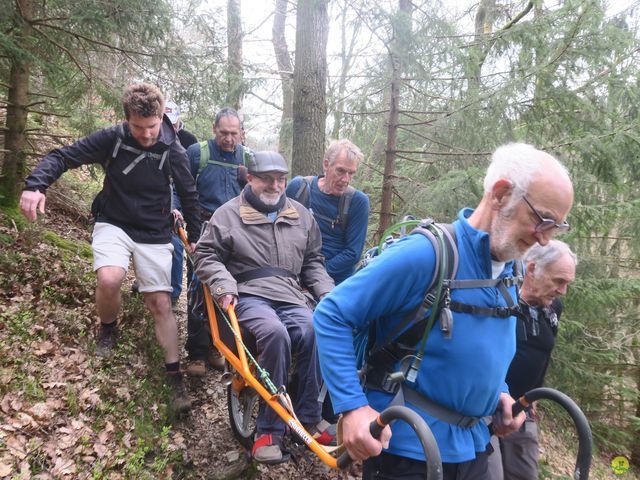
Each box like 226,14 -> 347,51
0,192 -> 638,479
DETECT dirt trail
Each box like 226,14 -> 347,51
171,297 -> 357,480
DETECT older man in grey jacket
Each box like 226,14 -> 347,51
193,151 -> 335,464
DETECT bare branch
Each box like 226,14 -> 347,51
247,91 -> 283,111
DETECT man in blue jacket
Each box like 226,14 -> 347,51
313,143 -> 574,479
286,139 -> 369,285
20,83 -> 201,413
183,107 -> 247,376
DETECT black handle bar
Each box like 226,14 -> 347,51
511,387 -> 592,480
336,405 -> 443,479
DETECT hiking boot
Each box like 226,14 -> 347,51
252,434 -> 289,464
185,359 -> 206,377
209,349 -> 226,372
96,325 -> 118,358
166,372 -> 192,413
304,420 -> 337,446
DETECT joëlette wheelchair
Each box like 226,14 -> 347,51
177,225 -> 443,478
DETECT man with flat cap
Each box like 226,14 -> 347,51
193,151 -> 335,464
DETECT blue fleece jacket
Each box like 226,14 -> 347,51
313,208 -> 517,463
286,176 -> 369,284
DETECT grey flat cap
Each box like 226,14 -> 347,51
248,151 -> 289,174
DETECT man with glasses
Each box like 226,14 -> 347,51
488,240 -> 576,480
193,151 -> 335,464
313,142 -> 574,480
286,139 -> 370,285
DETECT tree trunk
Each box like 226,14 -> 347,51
291,0 -> 329,176
632,335 -> 640,467
272,0 -> 294,162
226,0 -> 244,110
376,0 -> 412,239
0,0 -> 33,208
330,0 -> 359,140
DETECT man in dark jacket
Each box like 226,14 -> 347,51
164,100 -> 198,307
183,107 -> 248,376
488,240 -> 576,480
19,82 -> 201,413
193,151 -> 335,464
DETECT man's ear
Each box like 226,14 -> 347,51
322,158 -> 329,173
526,261 -> 536,277
491,179 -> 513,210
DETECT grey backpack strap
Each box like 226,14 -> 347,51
337,186 -> 356,228
293,176 -> 313,207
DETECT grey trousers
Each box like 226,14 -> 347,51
235,295 -> 322,437
487,420 -> 539,480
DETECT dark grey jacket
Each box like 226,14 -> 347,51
24,116 -> 201,243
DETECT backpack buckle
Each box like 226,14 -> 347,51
494,307 -> 514,318
502,275 -> 522,288
381,371 -> 405,393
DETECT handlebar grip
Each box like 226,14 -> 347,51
512,399 -> 527,417
336,416 -> 387,469
336,406 -> 443,480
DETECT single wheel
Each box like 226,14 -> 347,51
227,375 -> 259,449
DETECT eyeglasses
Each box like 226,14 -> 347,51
252,173 -> 287,185
522,196 -> 570,233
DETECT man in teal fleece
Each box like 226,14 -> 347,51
313,143 -> 574,480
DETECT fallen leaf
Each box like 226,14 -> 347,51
6,434 -> 27,460
51,456 -> 76,476
29,402 -> 53,420
0,461 -> 13,476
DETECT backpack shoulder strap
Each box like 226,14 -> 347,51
337,185 -> 356,228
377,220 -> 457,347
197,141 -> 210,179
293,176 -> 313,207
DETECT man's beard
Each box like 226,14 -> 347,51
490,212 -> 527,261
259,191 -> 283,206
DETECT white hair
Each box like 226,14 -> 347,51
524,240 -> 577,273
324,139 -> 364,166
483,143 -> 570,204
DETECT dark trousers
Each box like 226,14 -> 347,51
170,234 -> 184,300
363,451 -> 490,480
235,296 -> 322,436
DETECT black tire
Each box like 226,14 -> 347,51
227,380 -> 259,449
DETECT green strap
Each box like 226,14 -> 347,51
206,159 -> 241,169
406,224 -> 448,381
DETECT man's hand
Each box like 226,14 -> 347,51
187,242 -> 197,254
342,405 -> 392,462
20,190 -> 46,221
218,294 -> 238,311
492,392 -> 526,437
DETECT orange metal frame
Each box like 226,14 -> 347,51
179,227 -> 341,468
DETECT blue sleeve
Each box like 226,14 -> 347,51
186,142 -> 200,179
313,234 -> 437,414
325,191 -> 369,283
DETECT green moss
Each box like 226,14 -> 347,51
0,205 -> 27,231
42,230 -> 92,260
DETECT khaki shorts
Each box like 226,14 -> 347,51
91,222 -> 173,293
